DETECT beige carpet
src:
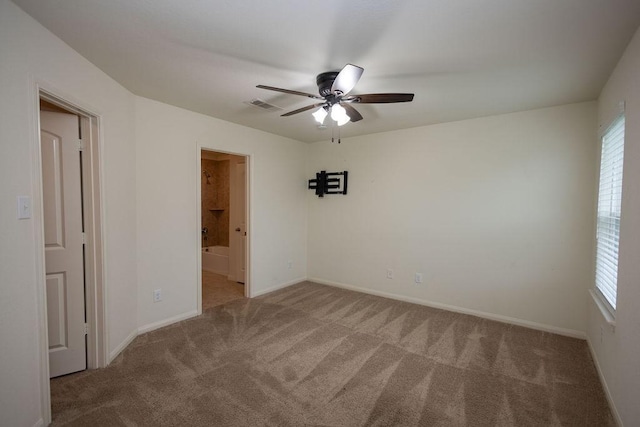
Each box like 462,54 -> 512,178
202,270 -> 244,310
51,281 -> 614,426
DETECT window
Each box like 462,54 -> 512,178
595,114 -> 625,311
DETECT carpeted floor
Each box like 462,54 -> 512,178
51,281 -> 614,426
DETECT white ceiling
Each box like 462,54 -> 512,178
12,0 -> 640,142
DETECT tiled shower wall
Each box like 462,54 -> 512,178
201,159 -> 230,247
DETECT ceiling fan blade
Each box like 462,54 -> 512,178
350,93 -> 414,103
281,103 -> 326,117
257,85 -> 323,100
331,64 -> 364,96
341,103 -> 363,122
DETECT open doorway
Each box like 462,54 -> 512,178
200,150 -> 248,310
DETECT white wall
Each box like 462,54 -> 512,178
0,1 -> 138,425
589,27 -> 640,425
308,102 -> 597,335
135,97 -> 308,330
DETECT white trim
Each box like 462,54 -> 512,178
108,328 -> 138,363
74,112 -> 105,370
196,144 -> 252,307
244,156 -> 251,297
599,101 -> 626,137
586,338 -> 623,426
109,309 -> 200,362
29,76 -> 52,427
251,277 -> 307,297
589,289 -> 616,331
196,145 -> 203,316
137,310 -> 199,335
594,113 -> 625,311
310,277 -> 586,339
32,419 -> 44,427
38,88 -> 108,368
32,80 -> 108,425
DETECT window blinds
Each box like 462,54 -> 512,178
595,115 -> 625,311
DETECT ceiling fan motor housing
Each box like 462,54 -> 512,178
316,71 -> 339,97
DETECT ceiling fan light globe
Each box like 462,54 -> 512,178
331,104 -> 350,126
336,115 -> 350,126
331,104 -> 345,119
312,107 -> 328,124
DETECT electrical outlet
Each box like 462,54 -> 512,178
386,269 -> 394,279
415,273 -> 423,284
153,289 -> 162,303
287,260 -> 292,269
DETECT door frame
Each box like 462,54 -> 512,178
31,82 -> 106,424
196,146 -> 251,315
228,159 -> 247,284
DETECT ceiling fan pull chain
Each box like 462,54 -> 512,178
330,119 -> 341,143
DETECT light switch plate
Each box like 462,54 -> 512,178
17,196 -> 31,219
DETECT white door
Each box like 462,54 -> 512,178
229,161 -> 246,284
41,111 -> 87,378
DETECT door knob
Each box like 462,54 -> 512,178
235,227 -> 241,232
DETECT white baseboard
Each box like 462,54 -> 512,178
137,310 -> 199,335
108,328 -> 137,363
106,281 -> 303,365
251,277 -> 307,297
586,338 -> 623,426
309,277 -> 586,339
107,310 -> 199,364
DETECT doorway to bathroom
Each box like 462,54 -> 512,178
200,149 -> 248,310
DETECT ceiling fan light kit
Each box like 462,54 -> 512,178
257,63 -> 414,133
312,107 -> 328,124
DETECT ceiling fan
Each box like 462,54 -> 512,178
257,64 -> 414,126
